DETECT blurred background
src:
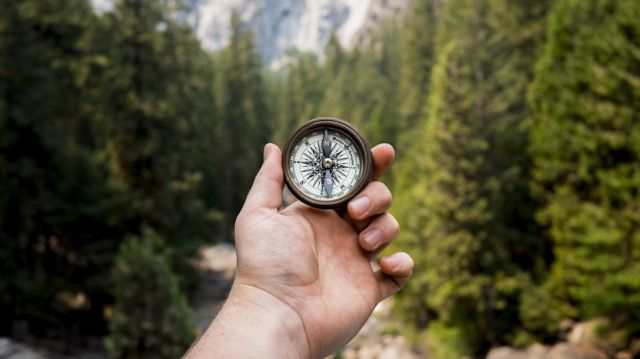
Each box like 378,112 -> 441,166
1,0 -> 639,358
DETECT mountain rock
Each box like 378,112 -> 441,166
195,0 -> 407,67
91,0 -> 407,67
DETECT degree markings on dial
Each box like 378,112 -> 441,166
289,128 -> 362,201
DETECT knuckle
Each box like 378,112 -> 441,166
368,181 -> 392,205
387,214 -> 400,237
380,183 -> 393,202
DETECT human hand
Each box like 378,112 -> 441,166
186,143 -> 413,359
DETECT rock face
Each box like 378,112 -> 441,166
91,0 -> 408,67
195,0 -> 408,67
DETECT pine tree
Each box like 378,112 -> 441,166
393,0 -> 550,355
319,34 -> 353,122
529,0 -> 640,328
317,28 -> 401,147
391,0 -> 442,282
105,229 -> 196,358
358,23 -> 402,147
215,12 -> 271,241
395,0 -> 441,150
101,0 -> 215,252
274,52 -> 323,146
0,0 -> 121,336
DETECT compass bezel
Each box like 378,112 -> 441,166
282,117 -> 373,209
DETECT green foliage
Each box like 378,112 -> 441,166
392,0 -> 550,354
0,0 -> 124,335
273,52 -> 324,146
101,0 -> 217,245
318,29 -> 402,147
105,228 -> 195,359
214,12 -> 271,240
529,0 -> 640,326
426,322 -> 470,359
0,0 -> 224,342
395,0 -> 441,150
518,281 -> 564,342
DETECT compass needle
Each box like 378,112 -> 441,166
323,170 -> 334,197
322,128 -> 332,158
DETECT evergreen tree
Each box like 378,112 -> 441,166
319,34 -> 353,122
101,0 -> 215,253
273,52 -> 323,146
215,12 -> 271,241
317,28 -> 401,147
529,0 -> 640,329
357,24 -> 402,147
395,0 -> 441,150
393,0 -> 550,355
0,0 -> 121,336
105,228 -> 196,358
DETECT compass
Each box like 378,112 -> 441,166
282,117 -> 373,209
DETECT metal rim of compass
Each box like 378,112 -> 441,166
282,117 -> 373,209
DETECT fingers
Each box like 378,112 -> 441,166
240,144 -> 284,213
371,144 -> 395,180
342,144 -> 394,230
376,252 -> 414,300
347,181 -> 392,221
358,213 -> 399,254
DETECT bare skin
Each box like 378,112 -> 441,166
185,143 -> 414,359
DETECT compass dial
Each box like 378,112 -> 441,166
283,118 -> 372,209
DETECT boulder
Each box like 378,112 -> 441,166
486,347 -> 530,359
546,343 -> 607,359
615,351 -> 632,359
567,317 -> 609,346
559,319 -> 576,341
486,343 -> 548,359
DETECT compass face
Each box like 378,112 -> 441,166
283,118 -> 372,208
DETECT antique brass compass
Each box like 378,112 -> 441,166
282,117 -> 373,209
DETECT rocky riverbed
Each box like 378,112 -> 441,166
486,317 -> 640,359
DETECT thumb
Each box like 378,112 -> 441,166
241,143 -> 284,213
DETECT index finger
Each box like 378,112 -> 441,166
371,143 -> 395,180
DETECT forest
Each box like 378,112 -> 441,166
1,0 -> 639,358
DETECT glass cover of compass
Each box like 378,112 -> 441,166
282,118 -> 373,209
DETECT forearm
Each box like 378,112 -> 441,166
184,283 -> 310,359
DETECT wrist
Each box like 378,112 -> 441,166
187,282 -> 311,358
227,282 -> 311,358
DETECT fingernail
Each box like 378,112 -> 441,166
361,229 -> 381,249
349,196 -> 370,217
263,143 -> 273,162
